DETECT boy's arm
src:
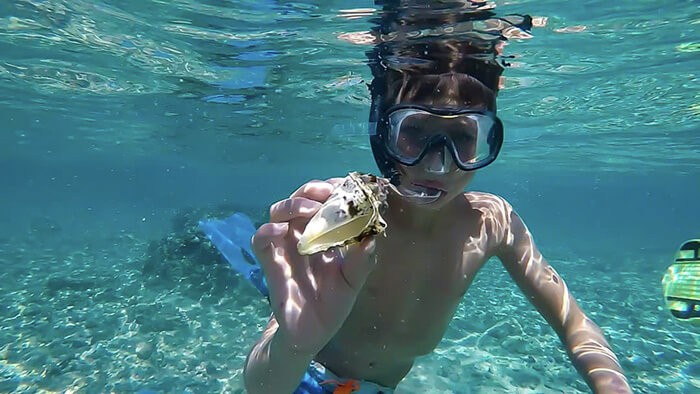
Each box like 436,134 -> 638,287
493,200 -> 631,394
243,315 -> 314,394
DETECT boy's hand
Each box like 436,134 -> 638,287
251,179 -> 377,355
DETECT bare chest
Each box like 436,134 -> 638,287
336,231 -> 489,357
316,194 -> 502,383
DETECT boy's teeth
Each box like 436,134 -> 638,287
392,183 -> 443,204
408,184 -> 440,196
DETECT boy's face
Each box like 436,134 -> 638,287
383,81 -> 497,208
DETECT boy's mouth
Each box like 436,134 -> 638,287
394,183 -> 444,204
413,180 -> 446,193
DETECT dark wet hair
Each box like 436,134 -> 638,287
383,71 -> 497,109
367,39 -> 505,109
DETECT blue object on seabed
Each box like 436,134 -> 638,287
198,213 -> 269,297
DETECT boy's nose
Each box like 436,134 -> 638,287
423,144 -> 454,174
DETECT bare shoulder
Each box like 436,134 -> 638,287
462,191 -> 516,250
463,191 -> 514,219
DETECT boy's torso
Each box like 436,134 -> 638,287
315,192 -> 506,387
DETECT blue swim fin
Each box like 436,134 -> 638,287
198,213 -> 269,297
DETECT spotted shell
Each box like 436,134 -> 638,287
297,172 -> 388,255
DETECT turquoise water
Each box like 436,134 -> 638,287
1,0 -> 699,393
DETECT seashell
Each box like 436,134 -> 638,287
297,172 -> 388,255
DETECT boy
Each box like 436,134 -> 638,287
242,4 -> 631,394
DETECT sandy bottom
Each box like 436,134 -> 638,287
0,221 -> 697,393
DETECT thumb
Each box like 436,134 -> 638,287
338,237 -> 377,291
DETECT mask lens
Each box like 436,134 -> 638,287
452,115 -> 495,165
387,110 -> 432,163
385,107 -> 501,170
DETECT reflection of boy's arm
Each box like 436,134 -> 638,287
244,315 -> 314,394
494,202 -> 632,394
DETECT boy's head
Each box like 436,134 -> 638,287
369,70 -> 504,205
365,3 -> 532,204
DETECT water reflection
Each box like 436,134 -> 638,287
0,0 -> 697,170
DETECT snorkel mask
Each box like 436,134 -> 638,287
383,104 -> 503,170
369,98 -> 504,204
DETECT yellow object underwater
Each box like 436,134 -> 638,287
662,239 -> 700,325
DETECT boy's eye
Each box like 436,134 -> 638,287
401,126 -> 432,144
396,134 -> 423,156
401,124 -> 428,136
453,133 -> 477,149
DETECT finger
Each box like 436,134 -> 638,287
326,177 -> 345,188
251,222 -> 288,252
251,223 -> 291,299
338,237 -> 377,291
269,197 -> 322,223
290,180 -> 336,201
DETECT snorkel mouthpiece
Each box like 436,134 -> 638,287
387,173 -> 444,204
392,183 -> 444,204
